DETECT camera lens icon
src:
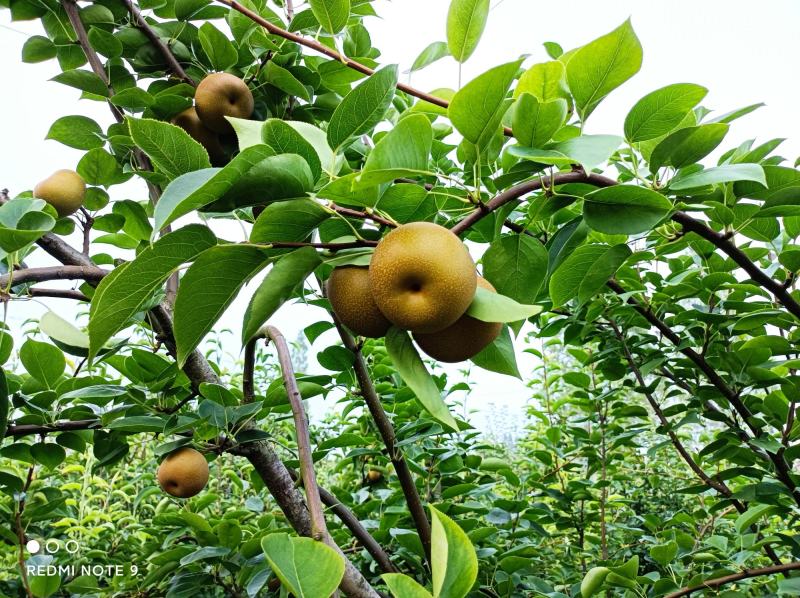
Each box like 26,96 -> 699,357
26,538 -> 79,554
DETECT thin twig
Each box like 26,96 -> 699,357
15,464 -> 35,598
665,560 -> 800,598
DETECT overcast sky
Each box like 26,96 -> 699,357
2,0 -> 799,435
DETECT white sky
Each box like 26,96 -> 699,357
2,0 -> 799,434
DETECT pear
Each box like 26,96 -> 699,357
327,266 -> 392,338
194,72 -> 254,134
156,447 -> 209,498
33,169 -> 86,217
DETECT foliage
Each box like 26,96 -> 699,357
2,0 -> 800,596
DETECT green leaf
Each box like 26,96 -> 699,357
89,225 -> 217,358
327,65 -> 398,151
583,185 -> 672,234
669,163 -> 766,191
242,247 -> 322,343
180,546 -> 231,565
263,61 -> 311,101
357,113 -> 433,187
470,326 -> 520,378
20,339 -> 65,388
46,115 -> 103,150
512,94 -> 567,148
88,27 -> 122,59
411,41 -> 449,72
449,59 -> 522,148
154,144 -> 274,230
508,134 -> 622,172
734,503 -> 779,533
250,199 -> 330,245
385,327 -> 459,432
22,35 -> 57,63
40,311 -> 92,356
29,572 -> 60,598
624,83 -> 708,143
51,68 -> 109,97
175,245 -> 269,366
482,234 -> 549,303
262,119 -> 321,181
198,23 -> 237,70
446,0 -> 490,63
107,416 -> 166,433
383,574 -> 433,598
515,60 -> 570,103
708,102 -> 764,124
0,197 -> 56,252
466,287 -> 542,323
77,148 -> 128,186
261,533 -> 345,597
649,123 -> 729,172
549,243 -> 631,307
127,117 -> 212,181
309,0 -> 350,34
430,505 -> 478,598
566,19 -> 642,120
580,567 -> 610,597
649,540 -> 678,565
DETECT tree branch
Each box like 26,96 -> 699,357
5,419 -> 102,437
665,561 -> 800,598
0,265 -> 108,288
333,318 -> 433,567
329,203 -> 397,229
16,287 -> 89,301
122,0 -> 196,85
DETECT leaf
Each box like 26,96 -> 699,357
708,102 -> 764,124
51,69 -> 109,97
383,574 -> 433,598
309,0 -> 350,34
734,503 -> 779,533
385,327 -> 459,431
466,287 -> 542,323
430,505 -> 478,598
649,123 -> 729,172
46,115 -> 104,150
566,19 -> 643,120
549,244 -> 632,307
22,35 -> 57,63
154,144 -> 274,230
482,234 -> 549,303
89,225 -> 217,358
77,148 -> 128,186
512,94 -> 567,148
263,61 -> 311,101
327,65 -> 398,151
470,326 -> 520,378
106,416 -> 166,433
262,119 -> 321,180
624,83 -> 708,143
40,311 -> 93,356
508,134 -> 622,172
175,245 -> 269,366
411,41 -> 449,72
20,339 -> 65,388
446,0 -> 490,63
250,199 -> 330,245
669,163 -> 766,191
0,197 -> 55,252
583,185 -> 672,234
286,121 -> 340,175
515,60 -> 570,103
198,23 -> 237,70
29,572 -> 60,598
127,117 -> 211,181
581,567 -> 610,597
449,59 -> 522,148
180,546 -> 231,565
357,113 -> 433,187
261,533 -> 345,597
242,247 -> 321,343
649,540 -> 678,565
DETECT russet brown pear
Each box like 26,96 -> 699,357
327,266 -> 392,338
33,169 -> 86,217
156,447 -> 209,498
171,106 -> 227,165
194,72 -> 254,134
413,277 -> 502,362
369,222 -> 477,333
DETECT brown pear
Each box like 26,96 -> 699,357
369,222 -> 477,333
327,266 -> 392,338
156,447 -> 209,498
32,169 -> 86,217
413,277 -> 502,362
194,73 -> 254,134
171,106 -> 227,165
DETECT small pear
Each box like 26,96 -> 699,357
171,107 -> 227,166
33,169 -> 86,217
156,447 -> 209,498
194,73 -> 254,134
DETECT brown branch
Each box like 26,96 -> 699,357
672,211 -> 800,320
333,318 -> 433,567
263,326 -> 328,541
262,240 -> 378,249
450,171 -> 617,235
665,561 -> 800,598
329,204 -> 397,229
1,265 -> 108,288
21,288 -> 90,301
5,419 -> 102,437
122,0 -> 196,85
